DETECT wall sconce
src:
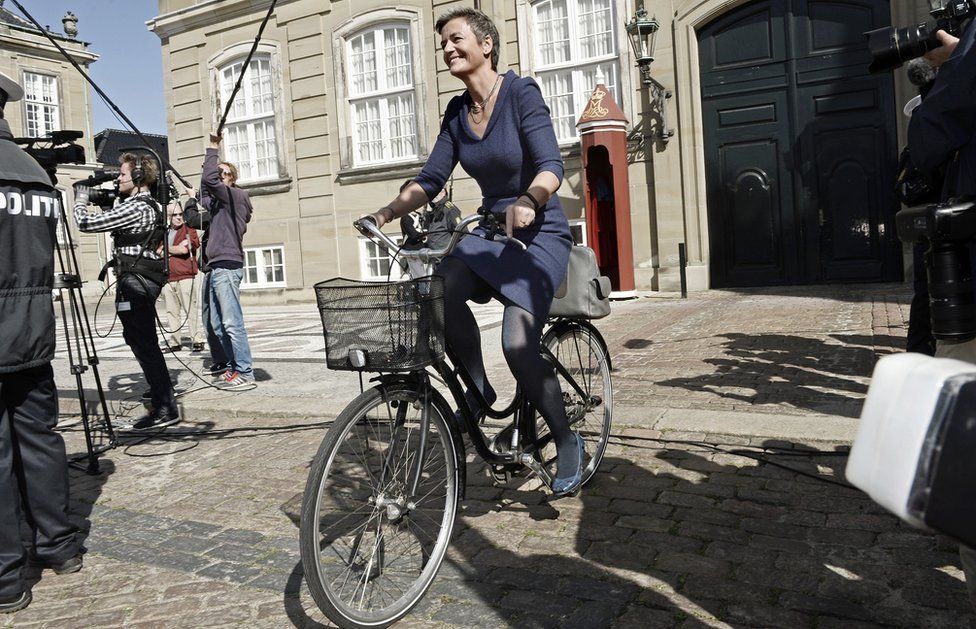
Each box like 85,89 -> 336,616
625,5 -> 675,144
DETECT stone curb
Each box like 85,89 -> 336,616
60,392 -> 858,445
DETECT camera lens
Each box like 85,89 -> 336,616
927,241 -> 976,341
866,21 -> 941,73
88,188 -> 118,209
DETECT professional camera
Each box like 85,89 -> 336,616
897,200 -> 976,340
14,130 -> 86,181
866,0 -> 974,73
75,169 -> 121,209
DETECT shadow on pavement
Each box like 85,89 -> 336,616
437,438 -> 973,628
657,333 -> 892,417
24,455 -> 114,592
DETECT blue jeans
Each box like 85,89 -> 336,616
208,267 -> 253,378
200,272 -> 227,367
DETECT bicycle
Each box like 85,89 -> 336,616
299,207 -> 614,628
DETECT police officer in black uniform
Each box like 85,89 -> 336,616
0,72 -> 82,615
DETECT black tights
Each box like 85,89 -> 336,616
436,258 -> 579,476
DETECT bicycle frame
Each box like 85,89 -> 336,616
354,209 -> 602,490
369,322 -> 584,495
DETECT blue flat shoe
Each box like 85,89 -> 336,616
551,432 -> 585,497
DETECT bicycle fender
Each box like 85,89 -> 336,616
543,319 -> 613,371
427,386 -> 468,502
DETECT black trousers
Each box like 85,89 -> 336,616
0,364 -> 78,598
907,242 -> 936,356
117,274 -> 174,410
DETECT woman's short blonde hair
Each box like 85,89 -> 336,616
435,8 -> 500,71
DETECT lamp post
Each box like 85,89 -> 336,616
624,5 -> 659,87
625,3 -> 674,143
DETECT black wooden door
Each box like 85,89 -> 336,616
699,0 -> 902,287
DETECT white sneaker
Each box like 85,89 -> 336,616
219,371 -> 256,391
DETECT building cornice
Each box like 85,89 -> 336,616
0,31 -> 98,64
147,0 -> 298,39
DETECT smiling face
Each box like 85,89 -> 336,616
439,17 -> 492,77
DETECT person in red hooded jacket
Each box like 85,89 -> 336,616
160,202 -> 205,352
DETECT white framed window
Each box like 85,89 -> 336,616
242,245 -> 286,289
359,236 -> 407,281
23,72 -> 60,138
532,0 -> 619,143
218,54 -> 280,182
346,24 -> 417,166
568,219 -> 588,246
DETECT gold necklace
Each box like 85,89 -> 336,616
469,74 -> 501,114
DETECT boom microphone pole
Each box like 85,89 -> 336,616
215,0 -> 279,135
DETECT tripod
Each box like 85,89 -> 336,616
52,186 -> 116,473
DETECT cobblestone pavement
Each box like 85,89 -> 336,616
6,283 -> 973,627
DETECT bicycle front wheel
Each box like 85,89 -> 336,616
534,323 -> 613,486
300,383 -> 459,628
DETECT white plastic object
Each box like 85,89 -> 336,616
846,352 -> 976,527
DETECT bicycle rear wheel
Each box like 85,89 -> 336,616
300,383 -> 459,628
533,323 -> 613,486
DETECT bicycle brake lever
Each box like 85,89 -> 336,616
492,233 -> 528,251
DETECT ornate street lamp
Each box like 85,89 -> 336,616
624,5 -> 659,87
624,3 -> 674,144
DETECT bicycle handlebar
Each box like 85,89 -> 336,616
353,208 -> 527,262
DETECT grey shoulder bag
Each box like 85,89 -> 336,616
549,245 -> 612,319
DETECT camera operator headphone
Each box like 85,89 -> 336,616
130,154 -> 145,186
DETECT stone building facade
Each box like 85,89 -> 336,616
0,6 -> 105,286
148,0 -> 924,299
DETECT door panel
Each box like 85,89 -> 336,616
704,90 -> 795,286
698,0 -> 901,287
796,79 -> 898,281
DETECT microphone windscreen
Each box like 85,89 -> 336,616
906,58 -> 936,87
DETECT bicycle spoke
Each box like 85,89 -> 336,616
303,384 -> 458,624
534,326 -> 612,484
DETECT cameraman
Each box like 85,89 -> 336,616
0,72 -> 82,614
907,24 -> 976,607
910,29 -> 976,353
73,154 -> 179,431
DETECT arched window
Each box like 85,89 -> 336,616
333,9 -> 429,174
211,44 -> 284,183
345,23 -> 417,165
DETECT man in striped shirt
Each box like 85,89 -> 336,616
73,153 -> 179,431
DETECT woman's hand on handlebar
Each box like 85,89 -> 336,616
503,199 -> 536,238
362,206 -> 394,230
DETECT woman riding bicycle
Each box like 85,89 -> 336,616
367,7 -> 583,497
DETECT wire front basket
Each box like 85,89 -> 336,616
314,276 -> 445,372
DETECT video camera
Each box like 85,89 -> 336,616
75,169 -> 121,209
865,0 -> 974,73
14,130 -> 86,182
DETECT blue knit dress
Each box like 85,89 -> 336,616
414,70 -> 573,318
